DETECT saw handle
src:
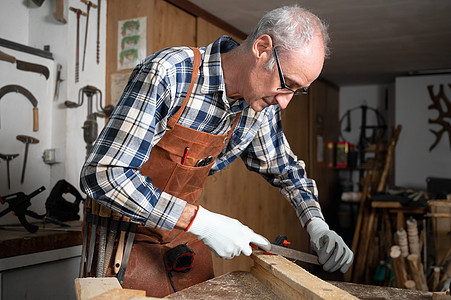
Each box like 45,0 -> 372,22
33,107 -> 39,131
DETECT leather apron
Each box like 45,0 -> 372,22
93,47 -> 242,297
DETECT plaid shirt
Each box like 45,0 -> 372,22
80,36 -> 324,231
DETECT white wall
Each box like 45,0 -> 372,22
0,0 -> 106,225
339,85 -> 390,146
395,74 -> 451,189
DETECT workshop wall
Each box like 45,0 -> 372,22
339,75 -> 451,191
0,0 -> 107,225
395,74 -> 451,188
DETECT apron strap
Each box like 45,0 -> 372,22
167,47 -> 202,129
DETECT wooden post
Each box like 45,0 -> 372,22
407,254 -> 428,291
406,218 -> 420,256
390,245 -> 408,288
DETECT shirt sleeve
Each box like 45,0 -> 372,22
80,59 -> 186,231
240,107 -> 324,227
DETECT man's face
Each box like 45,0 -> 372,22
245,36 -> 325,112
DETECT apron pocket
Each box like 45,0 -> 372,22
164,163 -> 211,202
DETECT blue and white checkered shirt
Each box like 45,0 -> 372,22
80,36 -> 324,231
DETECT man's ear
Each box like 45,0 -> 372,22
252,34 -> 273,59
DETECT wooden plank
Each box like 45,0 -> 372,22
75,277 -> 122,300
75,277 -> 155,300
250,250 -> 358,300
91,288 -> 146,299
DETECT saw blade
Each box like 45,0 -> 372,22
266,244 -> 320,265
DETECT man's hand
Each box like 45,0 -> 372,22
186,206 -> 270,259
307,218 -> 353,273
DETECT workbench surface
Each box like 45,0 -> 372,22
165,272 -> 433,300
0,220 -> 82,258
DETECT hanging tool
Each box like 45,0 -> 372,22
0,84 -> 39,131
96,204 -> 111,277
80,0 -> 98,71
52,0 -> 67,24
113,218 -> 129,274
0,50 -> 50,79
16,135 -> 40,184
96,0 -> 101,64
0,153 -> 19,189
79,197 -> 92,278
54,64 -> 63,101
0,186 -> 46,233
65,85 -> 113,157
69,7 -> 87,83
87,199 -> 100,275
103,211 -> 121,276
116,218 -> 138,284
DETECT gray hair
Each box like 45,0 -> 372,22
242,5 -> 330,68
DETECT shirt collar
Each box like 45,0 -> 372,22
199,35 -> 239,96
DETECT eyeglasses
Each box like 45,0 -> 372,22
273,47 -> 308,95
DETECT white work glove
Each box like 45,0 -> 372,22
187,206 -> 270,259
307,218 -> 353,273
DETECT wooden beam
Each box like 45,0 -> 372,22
250,250 -> 359,300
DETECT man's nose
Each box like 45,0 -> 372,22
275,93 -> 294,109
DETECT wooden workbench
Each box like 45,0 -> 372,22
0,220 -> 82,258
75,251 -> 434,300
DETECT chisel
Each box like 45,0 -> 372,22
117,218 -> 138,285
87,199 -> 100,274
79,197 -> 92,278
103,211 -> 121,276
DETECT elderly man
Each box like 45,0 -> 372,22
80,4 -> 353,297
